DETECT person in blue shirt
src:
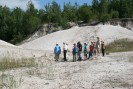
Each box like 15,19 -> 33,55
72,43 -> 78,62
54,44 -> 61,61
84,43 -> 88,60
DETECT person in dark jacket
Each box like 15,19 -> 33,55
101,41 -> 105,56
77,41 -> 82,61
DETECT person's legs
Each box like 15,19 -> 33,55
94,50 -> 96,56
88,52 -> 90,59
57,55 -> 59,61
102,49 -> 105,56
103,49 -> 105,56
89,51 -> 93,59
75,54 -> 76,62
84,53 -> 86,60
86,54 -> 87,60
64,50 -> 67,61
77,51 -> 80,60
88,51 -> 91,59
79,51 -> 82,61
98,48 -> 101,54
91,51 -> 92,58
63,50 -> 65,60
96,48 -> 100,56
84,53 -> 87,60
55,54 -> 59,61
73,54 -> 74,62
73,54 -> 76,62
54,54 -> 57,61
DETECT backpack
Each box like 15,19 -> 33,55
73,47 -> 78,54
55,46 -> 61,55
84,45 -> 87,52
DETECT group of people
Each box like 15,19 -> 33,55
54,37 -> 105,62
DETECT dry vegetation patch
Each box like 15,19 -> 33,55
106,39 -> 133,53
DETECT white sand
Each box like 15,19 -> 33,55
19,25 -> 133,51
0,25 -> 133,59
0,40 -> 17,47
0,25 -> 133,89
1,52 -> 133,89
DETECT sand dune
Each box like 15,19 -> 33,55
20,25 -> 133,51
0,25 -> 133,89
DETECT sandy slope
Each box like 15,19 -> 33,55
0,25 -> 133,59
0,40 -> 51,59
0,40 -> 17,47
19,25 -> 133,51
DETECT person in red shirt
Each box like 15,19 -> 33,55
88,42 -> 94,59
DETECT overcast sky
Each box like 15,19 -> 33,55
0,0 -> 92,10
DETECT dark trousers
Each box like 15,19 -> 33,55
88,51 -> 93,59
102,49 -> 105,56
78,51 -> 82,61
63,50 -> 67,61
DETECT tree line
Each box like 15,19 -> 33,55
0,0 -> 133,44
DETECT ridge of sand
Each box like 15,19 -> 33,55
19,25 -> 133,50
0,40 -> 17,47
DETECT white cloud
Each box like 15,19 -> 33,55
0,0 -> 40,10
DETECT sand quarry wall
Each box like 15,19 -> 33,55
109,18 -> 133,31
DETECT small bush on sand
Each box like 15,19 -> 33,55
0,72 -> 23,89
106,39 -> 133,53
0,58 -> 36,71
129,56 -> 133,63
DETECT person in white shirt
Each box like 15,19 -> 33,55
63,42 -> 68,61
96,37 -> 101,56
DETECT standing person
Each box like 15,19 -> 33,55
72,44 -> 78,62
54,44 -> 61,61
66,43 -> 68,60
63,42 -> 68,61
88,42 -> 94,59
84,43 -> 88,60
77,41 -> 82,61
101,41 -> 105,56
93,42 -> 96,56
96,37 -> 101,56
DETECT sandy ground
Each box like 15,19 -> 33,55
0,52 -> 133,89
